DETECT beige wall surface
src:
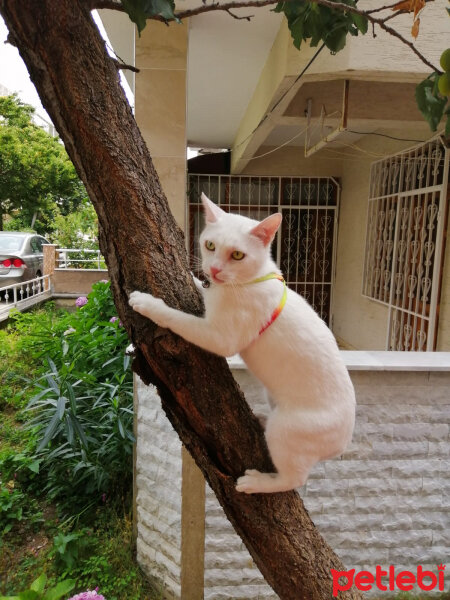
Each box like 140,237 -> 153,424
135,21 -> 188,230
334,155 -> 389,350
437,210 -> 450,351
240,133 -> 450,351
285,0 -> 448,81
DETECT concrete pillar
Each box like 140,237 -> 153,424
135,20 -> 188,230
134,21 -> 207,598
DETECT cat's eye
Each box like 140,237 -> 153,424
205,240 -> 215,251
231,250 -> 245,261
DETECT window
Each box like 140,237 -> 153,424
187,175 -> 340,326
362,136 -> 449,351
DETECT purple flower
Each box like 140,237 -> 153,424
75,296 -> 88,308
109,316 -> 122,327
67,592 -> 105,600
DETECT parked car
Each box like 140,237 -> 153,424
0,232 -> 50,290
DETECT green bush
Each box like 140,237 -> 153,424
0,573 -> 75,600
16,281 -> 133,517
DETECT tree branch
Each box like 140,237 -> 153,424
111,57 -> 140,72
296,0 -> 439,72
90,0 -> 439,73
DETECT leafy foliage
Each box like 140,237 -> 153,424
0,300 -> 157,600
47,199 -> 99,251
274,0 -> 368,53
0,95 -> 87,234
0,573 -> 75,600
10,282 -> 133,516
120,0 -> 180,35
416,45 -> 450,136
415,73 -> 449,134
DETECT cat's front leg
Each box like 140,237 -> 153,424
129,290 -> 173,328
129,290 -> 241,356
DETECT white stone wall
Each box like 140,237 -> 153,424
135,354 -> 450,598
135,376 -> 183,598
306,367 -> 450,581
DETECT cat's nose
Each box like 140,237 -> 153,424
210,266 -> 222,278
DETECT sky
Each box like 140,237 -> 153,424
0,16 -> 50,124
0,13 -> 134,127
0,15 -> 197,156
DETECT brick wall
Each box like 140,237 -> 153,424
135,378 -> 182,598
134,355 -> 450,598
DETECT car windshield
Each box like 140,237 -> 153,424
0,236 -> 25,252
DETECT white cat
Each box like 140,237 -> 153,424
129,193 -> 355,494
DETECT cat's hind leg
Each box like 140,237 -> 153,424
236,469 -> 303,494
236,410 -> 314,494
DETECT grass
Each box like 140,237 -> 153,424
0,302 -> 161,599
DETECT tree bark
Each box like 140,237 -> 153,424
0,2 -> 364,598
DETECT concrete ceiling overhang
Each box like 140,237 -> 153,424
98,0 -> 447,169
186,6 -> 283,149
98,3 -> 283,149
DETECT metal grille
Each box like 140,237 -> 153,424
187,175 -> 339,325
363,136 -> 449,351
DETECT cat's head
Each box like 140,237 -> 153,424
199,193 -> 282,285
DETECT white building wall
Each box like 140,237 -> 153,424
135,377 -> 183,598
135,354 -> 450,598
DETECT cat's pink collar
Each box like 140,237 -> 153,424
249,272 -> 287,336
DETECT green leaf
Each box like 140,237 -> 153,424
37,410 -> 60,452
324,26 -> 348,53
120,0 -> 180,35
415,75 -> 447,131
28,460 -> 41,474
18,592 -> 39,600
350,11 -> 368,34
42,580 -> 75,600
120,0 -> 147,34
30,574 -> 47,594
57,396 -> 67,420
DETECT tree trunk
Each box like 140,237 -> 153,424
0,2 -> 363,598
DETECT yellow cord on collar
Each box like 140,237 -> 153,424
249,272 -> 287,335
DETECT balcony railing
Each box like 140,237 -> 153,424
56,248 -> 106,270
0,275 -> 52,319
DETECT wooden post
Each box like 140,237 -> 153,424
181,448 -> 206,599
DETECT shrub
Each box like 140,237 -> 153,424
0,573 -> 75,600
20,281 -> 133,517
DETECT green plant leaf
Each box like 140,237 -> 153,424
415,74 -> 448,131
30,574 -> 47,594
18,592 -> 39,600
42,580 -> 75,600
324,26 -> 348,53
445,107 -> 450,137
350,11 -> 368,34
28,460 -> 41,474
37,410 -> 60,452
120,0 -> 180,35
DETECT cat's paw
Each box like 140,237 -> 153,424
236,470 -> 266,494
129,291 -> 169,326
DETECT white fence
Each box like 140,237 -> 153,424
56,248 -> 106,270
0,275 -> 52,321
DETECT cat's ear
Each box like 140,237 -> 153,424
201,193 -> 225,223
250,213 -> 282,246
